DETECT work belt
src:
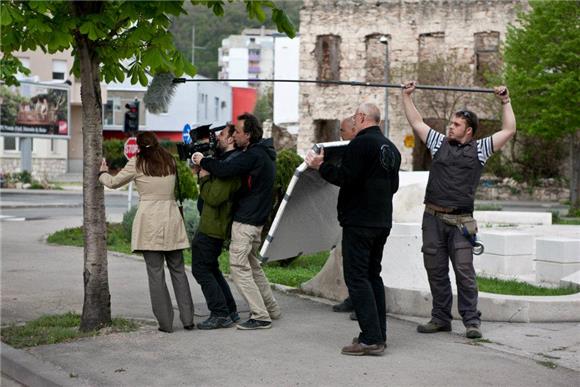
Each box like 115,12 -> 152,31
424,204 -> 478,236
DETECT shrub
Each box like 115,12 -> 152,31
103,139 -> 127,171
175,156 -> 198,201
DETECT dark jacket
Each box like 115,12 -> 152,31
319,126 -> 401,228
197,150 -> 242,239
200,138 -> 276,226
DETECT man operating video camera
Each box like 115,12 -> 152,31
190,123 -> 242,330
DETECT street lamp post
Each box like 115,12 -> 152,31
379,35 -> 389,138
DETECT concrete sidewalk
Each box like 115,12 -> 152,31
1,217 -> 579,386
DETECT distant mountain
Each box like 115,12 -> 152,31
170,1 -> 301,78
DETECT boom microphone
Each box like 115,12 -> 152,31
143,72 -> 177,114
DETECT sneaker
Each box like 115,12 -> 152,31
230,312 -> 241,323
349,311 -> 358,321
332,298 -> 354,313
196,316 -> 234,330
466,325 -> 482,339
158,327 -> 173,333
417,320 -> 452,334
341,341 -> 385,356
236,319 -> 272,330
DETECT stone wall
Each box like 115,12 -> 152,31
298,0 -> 527,169
0,157 -> 67,181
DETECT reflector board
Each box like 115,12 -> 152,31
260,141 -> 348,262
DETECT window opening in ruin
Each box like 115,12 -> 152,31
313,119 -> 340,143
365,34 -> 388,83
474,31 -> 501,86
315,35 -> 341,82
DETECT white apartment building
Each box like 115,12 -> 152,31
218,27 -> 276,91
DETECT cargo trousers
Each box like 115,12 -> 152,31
421,212 -> 481,327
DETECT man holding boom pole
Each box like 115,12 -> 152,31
401,80 -> 516,339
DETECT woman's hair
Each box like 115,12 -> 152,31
136,132 -> 176,177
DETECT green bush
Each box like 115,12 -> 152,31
121,206 -> 138,241
175,157 -> 198,201
103,139 -> 127,171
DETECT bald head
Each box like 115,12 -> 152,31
340,117 -> 356,140
353,102 -> 381,131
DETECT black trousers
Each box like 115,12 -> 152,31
342,226 -> 390,345
191,231 -> 237,317
421,212 -> 481,326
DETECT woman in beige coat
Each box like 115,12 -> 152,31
99,132 -> 194,333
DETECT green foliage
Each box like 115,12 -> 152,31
1,1 -> 297,86
103,139 -> 127,171
175,157 -> 198,201
275,149 -> 303,195
253,89 -> 273,123
47,223 -> 133,255
0,312 -> 138,349
477,276 -> 578,296
121,206 -> 138,241
171,1 -> 300,77
504,1 -> 579,139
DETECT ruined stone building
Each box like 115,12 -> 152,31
297,0 -> 527,170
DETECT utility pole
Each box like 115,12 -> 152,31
379,35 -> 389,138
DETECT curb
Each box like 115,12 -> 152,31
0,188 -> 136,197
0,343 -> 89,387
1,203 -> 82,209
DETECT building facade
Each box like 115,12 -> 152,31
218,27 -> 276,91
297,0 -> 527,169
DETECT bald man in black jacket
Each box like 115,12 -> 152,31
306,103 -> 401,356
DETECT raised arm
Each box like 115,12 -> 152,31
401,80 -> 431,144
491,86 -> 516,152
99,157 -> 137,189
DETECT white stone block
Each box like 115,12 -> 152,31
536,238 -> 580,263
560,270 -> 580,290
535,260 -> 580,284
476,253 -> 534,277
477,231 -> 535,256
474,211 -> 552,225
391,223 -> 421,236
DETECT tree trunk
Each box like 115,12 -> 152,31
76,31 -> 111,332
571,131 -> 580,214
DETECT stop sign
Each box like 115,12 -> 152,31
124,137 -> 138,159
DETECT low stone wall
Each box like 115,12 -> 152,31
477,177 -> 569,202
0,157 -> 67,181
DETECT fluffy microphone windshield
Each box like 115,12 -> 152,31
143,72 -> 177,114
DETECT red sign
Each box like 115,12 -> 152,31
124,137 -> 138,159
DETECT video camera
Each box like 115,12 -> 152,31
176,124 -> 226,161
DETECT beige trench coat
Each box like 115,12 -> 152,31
99,157 -> 189,252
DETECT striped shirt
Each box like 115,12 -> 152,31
425,129 -> 494,165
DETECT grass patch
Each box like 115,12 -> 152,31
48,225 -> 329,287
536,360 -> 558,369
47,223 -> 134,255
475,204 -> 502,211
477,276 -> 578,296
1,312 -> 139,349
219,250 -> 330,287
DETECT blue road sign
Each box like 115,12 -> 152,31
182,124 -> 191,144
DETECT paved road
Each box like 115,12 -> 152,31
1,191 -> 579,385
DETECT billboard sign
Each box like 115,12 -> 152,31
0,81 -> 70,139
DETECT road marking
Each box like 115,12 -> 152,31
0,215 -> 26,222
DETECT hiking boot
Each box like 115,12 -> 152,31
466,325 -> 482,339
230,312 -> 241,323
236,319 -> 272,330
349,311 -> 358,321
196,316 -> 234,330
332,298 -> 354,313
341,341 -> 385,356
417,320 -> 452,333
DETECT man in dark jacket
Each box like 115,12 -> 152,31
193,113 -> 281,330
401,80 -> 516,339
191,124 -> 242,330
306,103 -> 401,356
